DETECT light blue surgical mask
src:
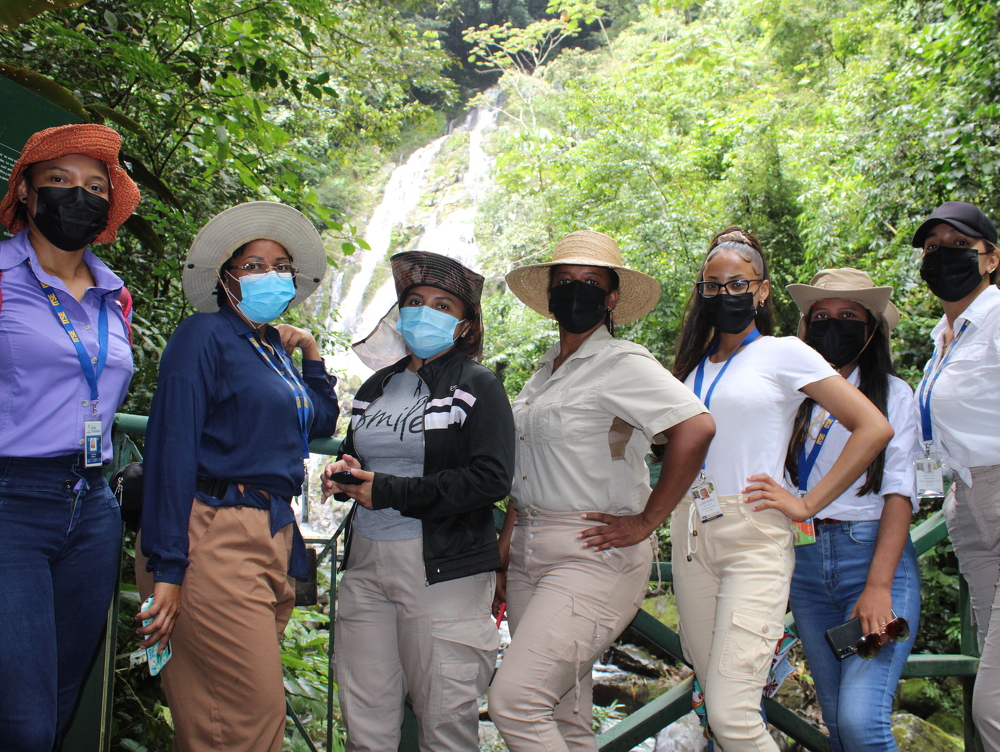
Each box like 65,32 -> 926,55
235,271 -> 296,323
396,305 -> 464,359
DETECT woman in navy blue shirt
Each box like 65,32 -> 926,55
136,202 -> 339,752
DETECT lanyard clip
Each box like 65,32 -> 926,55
923,440 -> 933,458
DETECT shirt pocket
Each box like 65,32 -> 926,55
544,388 -> 605,442
934,341 -> 989,401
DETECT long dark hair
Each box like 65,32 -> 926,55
673,226 -> 775,382
785,310 -> 894,496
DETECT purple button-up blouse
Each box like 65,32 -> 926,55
0,229 -> 133,461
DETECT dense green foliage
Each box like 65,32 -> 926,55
477,0 -> 1000,392
0,0 -> 453,413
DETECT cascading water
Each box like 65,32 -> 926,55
323,90 -> 500,383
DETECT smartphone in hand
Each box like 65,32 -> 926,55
141,594 -> 172,676
329,470 -> 364,486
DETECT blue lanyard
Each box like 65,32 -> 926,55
693,329 -> 762,409
797,414 -> 837,494
32,267 -> 108,414
245,332 -> 312,459
917,320 -> 971,446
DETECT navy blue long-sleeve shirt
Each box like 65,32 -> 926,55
141,305 -> 339,584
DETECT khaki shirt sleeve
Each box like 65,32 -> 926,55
599,347 -> 708,443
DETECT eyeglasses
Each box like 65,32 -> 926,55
696,279 -> 761,297
227,262 -> 299,279
855,616 -> 911,660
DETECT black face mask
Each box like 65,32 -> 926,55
30,185 -> 109,251
548,280 -> 608,334
807,318 -> 869,368
699,291 -> 757,333
920,245 -> 986,302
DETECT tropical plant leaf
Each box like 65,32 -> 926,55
120,153 -> 184,212
0,0 -> 90,32
0,63 -> 87,120
86,104 -> 153,143
121,214 -> 165,257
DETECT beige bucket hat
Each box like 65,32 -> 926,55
786,268 -> 900,336
505,230 -> 661,324
182,201 -> 327,312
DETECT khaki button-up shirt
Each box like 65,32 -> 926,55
510,328 -> 707,514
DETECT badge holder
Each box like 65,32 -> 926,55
690,472 -> 723,524
84,402 -> 102,468
792,493 -> 816,547
915,442 -> 945,498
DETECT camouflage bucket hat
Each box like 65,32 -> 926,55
391,250 -> 485,317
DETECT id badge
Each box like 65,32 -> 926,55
915,455 -> 945,498
690,478 -> 723,523
793,517 -> 816,547
84,420 -> 102,467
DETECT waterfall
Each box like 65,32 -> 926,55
324,90 -> 500,381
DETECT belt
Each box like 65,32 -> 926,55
814,518 -> 844,525
195,476 -> 231,498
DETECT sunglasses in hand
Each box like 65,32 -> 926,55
825,613 -> 911,661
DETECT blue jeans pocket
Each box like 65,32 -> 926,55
847,520 -> 879,547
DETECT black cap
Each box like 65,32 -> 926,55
911,201 -> 998,248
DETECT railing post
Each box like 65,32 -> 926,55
959,576 -> 985,752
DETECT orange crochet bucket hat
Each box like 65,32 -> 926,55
0,123 -> 141,244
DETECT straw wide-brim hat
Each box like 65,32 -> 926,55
0,123 -> 141,243
182,202 -> 327,312
786,268 -> 900,337
505,230 -> 660,324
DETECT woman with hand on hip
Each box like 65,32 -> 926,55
489,230 -> 715,752
0,124 -> 140,752
136,202 -> 339,752
785,269 -> 921,752
323,251 -> 514,752
911,201 -> 1000,750
671,227 -> 892,752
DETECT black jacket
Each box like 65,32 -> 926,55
339,348 -> 515,584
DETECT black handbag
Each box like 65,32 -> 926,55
110,461 -> 144,531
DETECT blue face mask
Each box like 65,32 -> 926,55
396,305 -> 464,359
235,271 -> 296,323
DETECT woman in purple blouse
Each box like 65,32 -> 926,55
0,124 -> 140,751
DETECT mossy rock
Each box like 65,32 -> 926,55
642,593 -> 678,630
892,712 -> 962,752
925,709 -> 964,738
896,677 -> 941,717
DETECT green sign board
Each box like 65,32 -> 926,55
0,74 -> 82,237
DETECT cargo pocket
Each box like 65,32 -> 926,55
430,616 -> 499,720
718,608 -> 782,681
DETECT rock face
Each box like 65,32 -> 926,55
653,712 -> 708,752
892,712 -> 963,752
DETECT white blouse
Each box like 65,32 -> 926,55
919,285 -> 1000,485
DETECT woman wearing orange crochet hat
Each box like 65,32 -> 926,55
0,123 -> 140,751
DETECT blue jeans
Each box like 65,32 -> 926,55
0,456 -> 122,752
790,520 -> 920,752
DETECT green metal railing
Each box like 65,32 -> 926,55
62,414 -> 984,752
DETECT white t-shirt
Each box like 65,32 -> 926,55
790,370 -> 919,520
683,336 -> 837,497
919,285 -> 1000,485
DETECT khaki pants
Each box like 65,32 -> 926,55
489,508 -> 652,752
136,501 -> 295,752
672,495 -> 793,752
334,533 -> 498,752
945,465 -> 1000,751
